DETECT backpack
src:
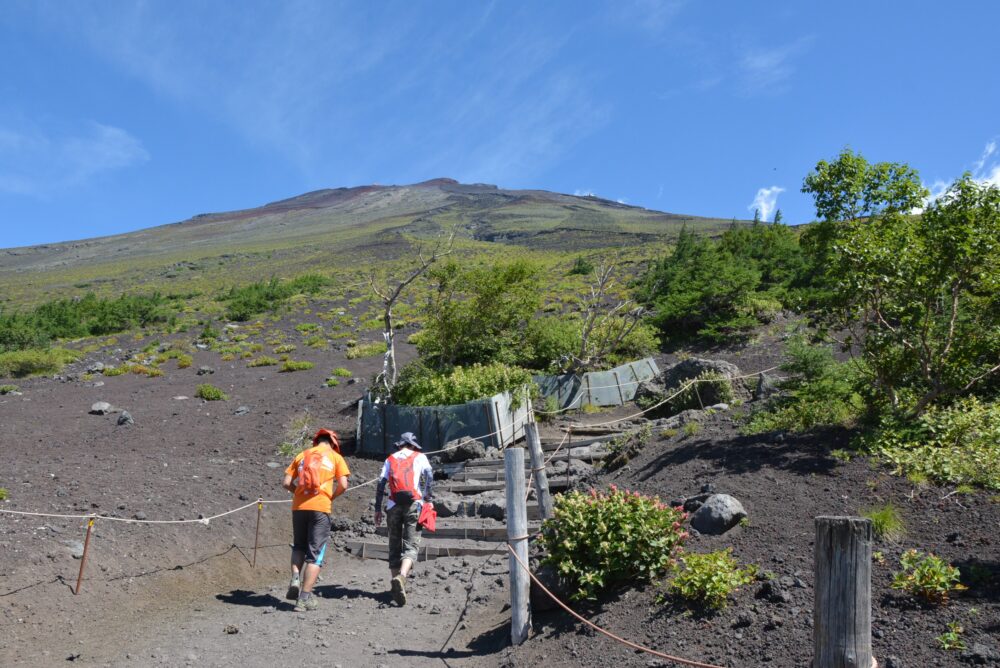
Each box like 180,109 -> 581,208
298,448 -> 331,496
387,450 -> 421,506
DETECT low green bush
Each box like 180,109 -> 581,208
392,361 -> 533,407
223,274 -> 330,321
102,366 -> 128,377
0,384 -> 19,394
0,348 -> 79,378
539,485 -> 688,601
744,337 -> 864,434
247,356 -> 278,367
667,549 -> 758,610
345,341 -> 387,359
567,256 -> 595,275
936,621 -> 966,651
891,549 -> 965,605
280,360 -> 314,372
0,488 -> 7,501
862,503 -> 905,542
864,396 -> 1000,490
195,384 -> 228,401
273,344 -> 297,354
330,367 -> 352,377
324,378 -> 340,387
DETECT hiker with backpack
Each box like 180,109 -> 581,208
282,428 -> 350,612
374,431 -> 433,606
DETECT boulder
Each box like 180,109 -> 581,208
689,494 -> 747,535
663,358 -> 751,403
962,641 -> 1000,665
197,366 -> 215,375
442,438 -> 487,463
85,362 -> 105,374
117,411 -> 134,426
475,491 -> 507,521
429,491 -> 467,519
233,405 -> 251,416
89,401 -> 116,416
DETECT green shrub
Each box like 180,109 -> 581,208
305,335 -> 326,349
682,421 -> 701,437
223,274 -> 330,321
864,396 -> 1000,490
667,549 -> 758,610
744,338 -> 864,434
891,549 -> 965,605
330,367 -> 352,377
0,384 -> 19,394
392,361 -> 533,407
295,322 -> 321,333
0,348 -> 79,378
862,503 -> 905,542
324,378 -> 340,387
247,356 -> 278,367
603,424 -> 652,470
0,488 -> 7,501
345,341 -> 387,359
567,256 -> 595,275
665,371 -> 734,412
280,360 -> 314,372
273,343 -> 297,354
936,621 -> 966,651
102,366 -> 128,377
195,384 -> 228,401
539,485 -> 688,601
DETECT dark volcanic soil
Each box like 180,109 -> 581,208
2,317 -> 998,668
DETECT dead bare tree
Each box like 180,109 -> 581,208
369,232 -> 454,398
567,259 -> 646,372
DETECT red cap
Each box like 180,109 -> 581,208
312,428 -> 341,453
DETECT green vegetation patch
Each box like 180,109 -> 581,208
247,356 -> 278,367
539,485 -> 688,601
666,549 -> 758,610
891,549 -> 966,606
330,367 -> 352,377
222,274 -> 330,321
345,340 -> 387,359
0,348 -> 80,379
392,361 -> 533,407
862,503 -> 906,542
195,383 -> 228,401
280,360 -> 315,372
0,384 -> 19,394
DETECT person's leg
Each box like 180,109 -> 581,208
387,505 -> 403,580
398,503 -> 421,581
288,511 -> 308,599
294,512 -> 330,611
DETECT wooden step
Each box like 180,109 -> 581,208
374,522 -> 540,541
439,478 -> 577,495
456,446 -> 609,469
539,435 -> 612,449
345,540 -> 504,561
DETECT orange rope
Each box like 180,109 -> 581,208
505,544 -> 726,668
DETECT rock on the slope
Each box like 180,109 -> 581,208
89,401 -> 117,415
689,494 -> 747,535
754,372 -> 780,401
442,438 -> 487,463
117,411 -> 134,426
197,366 -> 215,375
962,641 -> 1000,664
233,405 -> 251,416
85,362 -> 105,374
663,358 -> 751,402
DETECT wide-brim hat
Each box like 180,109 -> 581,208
395,431 -> 421,450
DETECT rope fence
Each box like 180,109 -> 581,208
0,364 -> 782,665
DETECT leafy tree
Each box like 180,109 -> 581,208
753,208 -> 762,224
811,173 -> 1000,415
639,228 -> 761,341
773,208 -> 784,225
720,219 -> 804,291
418,259 -> 542,368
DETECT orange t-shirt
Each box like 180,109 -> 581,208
285,445 -> 351,513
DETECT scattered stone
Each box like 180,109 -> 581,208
197,366 -> 215,376
134,512 -> 147,521
173,396 -> 189,401
85,362 -> 105,373
234,406 -> 251,416
117,411 -> 134,426
223,625 -> 239,635
89,401 -> 116,415
195,343 -> 209,350
265,462 -> 282,469
64,540 -> 85,559
757,580 -> 791,604
689,494 -> 747,535
347,378 -> 360,385
91,381 -> 104,388
884,656 -> 902,668
962,641 -> 1000,664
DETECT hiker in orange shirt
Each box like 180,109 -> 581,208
282,428 -> 350,612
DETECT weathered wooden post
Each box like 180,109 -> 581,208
74,518 -> 95,595
525,418 -> 554,520
252,500 -> 263,568
814,516 -> 874,668
505,447 -> 530,644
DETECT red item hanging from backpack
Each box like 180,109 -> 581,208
387,451 -> 422,505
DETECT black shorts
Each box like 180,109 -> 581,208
292,510 -> 332,565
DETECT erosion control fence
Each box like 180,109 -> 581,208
356,390 -> 529,455
534,357 -> 659,410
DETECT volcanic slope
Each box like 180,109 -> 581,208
0,178 -> 739,306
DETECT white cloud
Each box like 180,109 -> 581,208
749,186 -> 785,221
737,37 -> 812,96
0,120 -> 148,196
919,137 -> 1000,211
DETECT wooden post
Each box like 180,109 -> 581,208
814,516 -> 874,668
252,500 -> 263,569
74,518 -> 95,595
525,420 -> 554,520
505,447 -> 530,645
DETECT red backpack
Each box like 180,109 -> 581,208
388,451 -> 421,505
298,448 -> 331,496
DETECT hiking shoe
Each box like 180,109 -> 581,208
391,576 -> 407,607
285,577 -> 300,601
294,595 -> 318,612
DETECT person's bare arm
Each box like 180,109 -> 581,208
332,475 -> 349,499
282,473 -> 296,493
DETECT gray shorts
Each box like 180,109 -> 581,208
386,503 -> 421,570
292,510 -> 331,565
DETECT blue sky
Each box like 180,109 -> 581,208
1,1 -> 999,247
